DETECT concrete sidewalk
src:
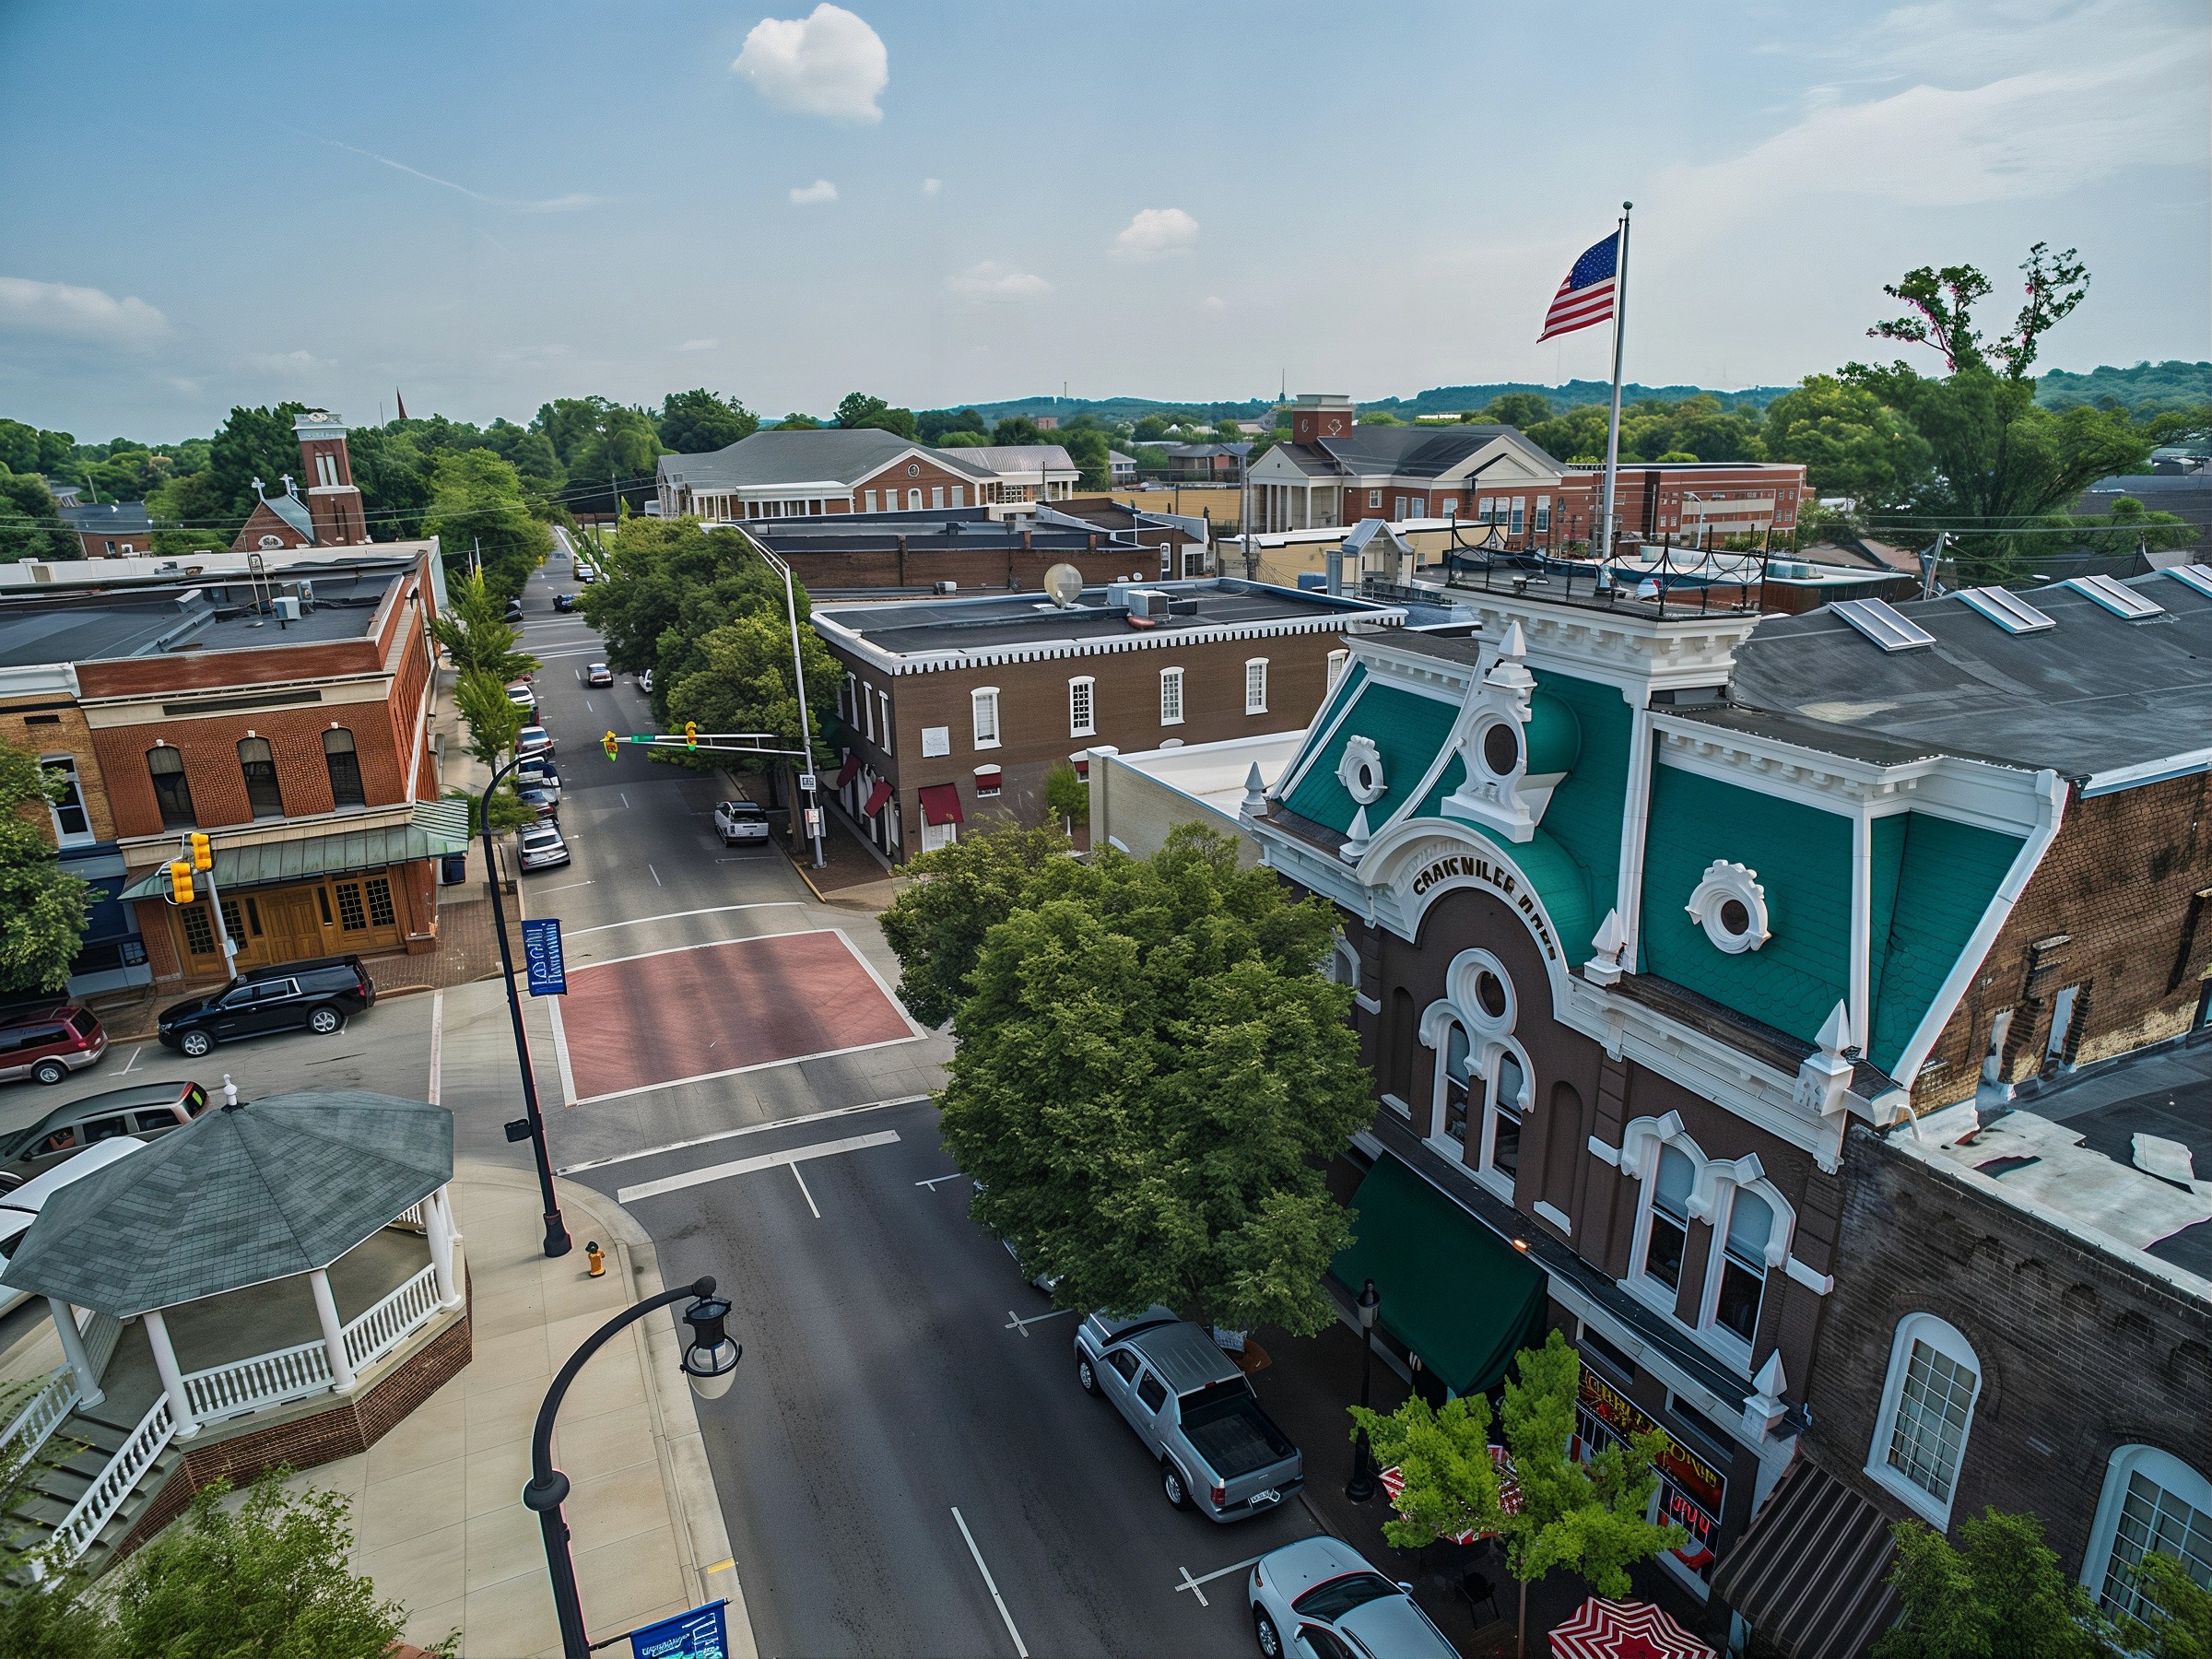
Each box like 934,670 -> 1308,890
287,1159 -> 751,1659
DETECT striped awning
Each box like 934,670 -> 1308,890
119,806 -> 468,903
1711,1456 -> 1899,1659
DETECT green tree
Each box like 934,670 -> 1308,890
992,415 -> 1042,446
929,824 -> 1371,1335
430,568 -> 537,681
204,402 -> 310,520
1526,405 -> 1609,463
1872,242 -> 2090,381
422,449 -> 552,598
1133,415 -> 1175,441
576,517 -> 788,720
658,389 -> 759,454
1060,429 -> 1111,490
0,467 -> 74,560
878,825 -> 1081,1026
2055,494 -> 2201,559
1875,1509 -> 2104,1659
664,606 -> 841,803
1762,373 -> 1933,503
2110,1553 -> 2212,1659
0,735 -> 94,994
834,393 -> 919,440
773,412 -> 822,429
1356,409 -> 1405,427
919,407 -> 988,442
1043,759 -> 1088,828
1479,393 -> 1554,429
453,669 -> 526,769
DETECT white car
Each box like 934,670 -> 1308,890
517,824 -> 571,871
575,562 -> 597,583
506,683 -> 537,713
1248,1538 -> 1460,1659
517,725 -> 554,759
713,801 -> 771,845
585,663 -> 613,688
0,1138 -> 147,1317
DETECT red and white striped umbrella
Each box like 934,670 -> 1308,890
1378,1445 -> 1521,1545
1547,1596 -> 1713,1659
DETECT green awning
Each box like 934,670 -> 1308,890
119,809 -> 467,902
1332,1154 -> 1548,1395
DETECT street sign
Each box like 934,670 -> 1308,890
520,918 -> 567,997
798,773 -> 817,792
629,1600 -> 728,1659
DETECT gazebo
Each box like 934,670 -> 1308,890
0,1088 -> 465,1568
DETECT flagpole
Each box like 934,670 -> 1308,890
1597,201 -> 1632,563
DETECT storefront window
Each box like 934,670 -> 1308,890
365,877 -> 396,928
1642,1146 -> 1694,1292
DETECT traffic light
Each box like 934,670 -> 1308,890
167,860 -> 195,904
602,731 -> 618,761
189,832 -> 212,871
685,720 -> 698,752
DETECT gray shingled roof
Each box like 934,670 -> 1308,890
954,444 -> 1077,476
3,1089 -> 452,1317
657,429 -> 997,489
1277,424 -> 1561,479
58,500 -> 155,535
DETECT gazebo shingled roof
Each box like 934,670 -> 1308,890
4,1088 -> 453,1318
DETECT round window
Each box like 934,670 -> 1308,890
1475,971 -> 1510,1019
1481,723 -> 1520,777
907,463 -> 921,477
1719,898 -> 1752,937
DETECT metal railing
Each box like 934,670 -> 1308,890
1418,523 -> 1777,620
0,1366 -> 81,1465
53,1395 -> 172,1564
344,1264 -> 443,1373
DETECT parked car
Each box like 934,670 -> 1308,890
506,683 -> 538,713
575,562 -> 597,583
585,663 -> 613,687
1074,1310 -> 1302,1522
1247,1538 -> 1460,1659
505,598 -> 524,622
157,958 -> 376,1058
515,784 -> 560,821
516,759 -> 560,800
553,593 -> 579,613
0,1079 -> 207,1192
517,725 -> 554,759
0,1005 -> 107,1087
713,800 -> 771,845
517,824 -> 571,871
638,668 -> 653,694
0,1137 -> 155,1313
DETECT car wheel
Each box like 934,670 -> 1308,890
180,1030 -> 214,1058
1077,1355 -> 1099,1395
1253,1608 -> 1284,1659
308,1006 -> 344,1035
1162,1460 -> 1192,1511
31,1059 -> 67,1086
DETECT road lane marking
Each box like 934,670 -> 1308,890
914,1172 -> 963,1189
562,900 -> 806,941
537,879 -> 594,893
1004,1308 -> 1073,1336
584,699 -> 594,712
427,991 -> 442,1105
1174,1551 -> 1270,1608
574,1034 -> 926,1106
118,1044 -> 143,1076
616,1128 -> 900,1204
619,792 -> 629,808
830,927 -> 934,1038
559,1095 -> 930,1173
547,994 -> 578,1107
791,1162 -> 821,1218
950,1507 -> 1030,1659
649,864 -> 663,887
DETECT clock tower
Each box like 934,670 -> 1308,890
1290,393 -> 1355,446
294,410 -> 367,546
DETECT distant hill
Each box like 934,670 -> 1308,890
2034,360 -> 2210,414
958,380 -> 1790,426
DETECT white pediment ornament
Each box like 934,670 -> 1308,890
1686,860 -> 1771,953
1439,622 -> 1556,844
1336,735 -> 1387,805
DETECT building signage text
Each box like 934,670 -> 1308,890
1407,853 -> 1560,960
1577,1367 -> 1726,1523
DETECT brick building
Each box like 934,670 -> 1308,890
655,429 -> 1078,522
1552,461 -> 1808,551
0,547 -> 462,990
230,410 -> 371,552
57,500 -> 154,559
810,579 -> 1405,858
744,501 -> 1205,592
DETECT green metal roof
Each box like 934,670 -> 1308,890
1332,1154 -> 1547,1395
3,1089 -> 452,1317
1282,680 -> 1460,836
118,805 -> 467,902
1866,814 -> 2023,1072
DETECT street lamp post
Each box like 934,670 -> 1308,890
524,1277 -> 740,1659
479,748 -> 571,1258
1347,1277 -> 1382,1502
737,533 -> 827,870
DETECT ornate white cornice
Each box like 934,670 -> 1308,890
816,606 -> 1405,677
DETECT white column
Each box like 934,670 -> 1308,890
47,1299 -> 104,1409
309,1269 -> 358,1394
424,1190 -> 462,1311
1850,806 -> 1873,1054
141,1308 -> 198,1438
432,1182 -> 462,1245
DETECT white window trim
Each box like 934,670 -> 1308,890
971,686 -> 1002,750
1327,648 -> 1349,688
1865,1312 -> 1983,1527
1068,675 -> 1097,739
1472,1035 -> 1534,1204
1159,666 -> 1184,726
877,688 -> 891,747
1244,657 -> 1269,716
2081,1444 -> 2212,1613
41,754 -> 96,849
861,680 -> 875,742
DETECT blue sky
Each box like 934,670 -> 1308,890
1,0 -> 2205,440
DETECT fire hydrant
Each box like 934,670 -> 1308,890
585,1241 -> 606,1278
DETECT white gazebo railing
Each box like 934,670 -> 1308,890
53,1394 -> 173,1565
343,1262 -> 442,1373
179,1262 -> 446,1426
0,1365 -> 81,1464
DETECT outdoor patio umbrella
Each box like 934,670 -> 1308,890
1548,1596 -> 1714,1659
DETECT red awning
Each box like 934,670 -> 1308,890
862,780 -> 893,817
833,752 -> 862,789
919,783 -> 964,826
1548,1597 -> 1713,1659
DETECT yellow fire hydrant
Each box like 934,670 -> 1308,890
585,1241 -> 606,1278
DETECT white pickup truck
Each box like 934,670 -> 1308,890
713,800 -> 771,845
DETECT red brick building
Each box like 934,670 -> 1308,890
1552,461 -> 1807,550
656,429 -> 1078,521
230,411 -> 370,551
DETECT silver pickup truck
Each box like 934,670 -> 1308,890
1075,1310 -> 1302,1523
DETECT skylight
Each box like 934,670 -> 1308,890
2066,573 -> 2165,619
1830,597 -> 1936,653
2164,563 -> 2212,601
1956,586 -> 2055,634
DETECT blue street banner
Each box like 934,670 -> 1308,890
629,1600 -> 728,1659
520,917 -> 567,997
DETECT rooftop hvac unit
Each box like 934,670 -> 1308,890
272,594 -> 302,622
1126,588 -> 1169,619
934,580 -> 959,594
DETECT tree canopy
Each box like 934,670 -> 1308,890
0,735 -> 93,994
834,393 -> 920,440
658,389 -> 759,455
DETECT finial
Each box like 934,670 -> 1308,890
1815,1001 -> 1851,1058
1241,762 -> 1268,817
222,1074 -> 241,1111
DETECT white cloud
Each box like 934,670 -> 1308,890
922,177 -> 942,196
681,337 -> 719,351
1112,207 -> 1199,260
243,348 -> 335,373
945,261 -> 1053,301
733,4 -> 888,124
789,179 -> 839,206
1204,295 -> 1226,312
0,276 -> 167,345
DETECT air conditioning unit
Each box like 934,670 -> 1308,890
1126,588 -> 1170,619
934,580 -> 959,594
272,594 -> 302,621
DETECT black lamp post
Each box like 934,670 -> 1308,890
479,748 -> 570,1258
1347,1277 -> 1382,1502
523,1277 -> 740,1659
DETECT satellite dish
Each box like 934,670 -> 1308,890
1043,563 -> 1083,608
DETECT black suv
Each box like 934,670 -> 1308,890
157,957 -> 377,1057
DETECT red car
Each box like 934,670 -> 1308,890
0,1005 -> 109,1088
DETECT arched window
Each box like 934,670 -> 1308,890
1641,1146 -> 1696,1294
237,737 -> 284,818
1710,1188 -> 1773,1345
1484,1047 -> 1528,1181
2082,1445 -> 2212,1622
323,727 -> 364,807
147,745 -> 194,829
1441,1024 -> 1473,1148
1867,1312 -> 1982,1525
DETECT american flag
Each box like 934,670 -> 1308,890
1538,232 -> 1620,342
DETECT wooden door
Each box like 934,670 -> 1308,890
258,888 -> 327,964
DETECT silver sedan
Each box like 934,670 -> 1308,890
1247,1537 -> 1461,1659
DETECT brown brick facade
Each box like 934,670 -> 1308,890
1,699 -> 118,845
777,534 -> 1182,594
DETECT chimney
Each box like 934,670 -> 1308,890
293,410 -> 366,547
1291,394 -> 1354,447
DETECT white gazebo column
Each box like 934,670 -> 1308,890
424,1190 -> 463,1310
140,1308 -> 198,1438
309,1269 -> 358,1394
47,1299 -> 104,1409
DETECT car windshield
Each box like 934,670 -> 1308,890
1292,1572 -> 1398,1622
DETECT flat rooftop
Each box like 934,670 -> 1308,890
815,579 -> 1397,659
0,567 -> 398,669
